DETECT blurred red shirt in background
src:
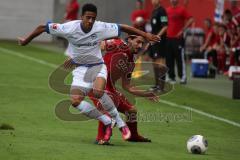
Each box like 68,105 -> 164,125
64,0 -> 80,21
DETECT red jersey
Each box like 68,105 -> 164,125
65,0 -> 79,21
226,19 -> 238,36
231,6 -> 240,23
131,9 -> 148,23
166,5 -> 192,38
232,36 -> 240,48
206,28 -> 220,47
103,39 -> 135,91
220,32 -> 231,48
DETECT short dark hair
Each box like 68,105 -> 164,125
224,9 -> 232,18
82,3 -> 97,15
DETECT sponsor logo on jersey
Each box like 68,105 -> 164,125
52,24 -> 58,30
74,41 -> 98,47
90,33 -> 97,40
111,24 -> 116,28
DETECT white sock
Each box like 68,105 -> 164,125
109,108 -> 125,128
99,93 -> 126,128
77,101 -> 111,125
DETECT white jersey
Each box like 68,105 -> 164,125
64,43 -> 73,57
47,20 -> 120,64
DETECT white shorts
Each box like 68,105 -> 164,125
71,64 -> 107,95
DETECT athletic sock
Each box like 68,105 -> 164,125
126,121 -> 139,138
76,101 -> 111,125
99,93 -> 126,128
96,121 -> 105,141
126,111 -> 138,138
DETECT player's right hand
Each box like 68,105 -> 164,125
17,37 -> 28,46
145,33 -> 161,43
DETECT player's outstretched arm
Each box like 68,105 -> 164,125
119,24 -> 160,42
18,24 -> 46,46
122,78 -> 159,102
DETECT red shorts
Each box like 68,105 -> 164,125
90,87 -> 134,114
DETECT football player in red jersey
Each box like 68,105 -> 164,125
89,35 -> 159,144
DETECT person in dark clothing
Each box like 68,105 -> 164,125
148,0 -> 168,92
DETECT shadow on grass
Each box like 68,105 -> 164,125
0,123 -> 14,130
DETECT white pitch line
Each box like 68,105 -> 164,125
160,99 -> 240,128
1,46 -> 240,128
0,47 -> 58,68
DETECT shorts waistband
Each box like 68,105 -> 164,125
72,61 -> 104,67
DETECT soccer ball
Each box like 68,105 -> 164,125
187,135 -> 208,154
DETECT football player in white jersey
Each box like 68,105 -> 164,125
18,3 -> 160,144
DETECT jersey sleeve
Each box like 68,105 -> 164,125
98,22 -> 121,40
46,21 -> 73,38
159,9 -> 168,27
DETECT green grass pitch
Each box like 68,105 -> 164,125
0,41 -> 240,160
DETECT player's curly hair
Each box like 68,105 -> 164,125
82,3 -> 97,15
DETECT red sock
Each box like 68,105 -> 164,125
126,121 -> 139,138
96,121 -> 105,141
96,113 -> 111,141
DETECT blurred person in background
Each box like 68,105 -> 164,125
200,22 -> 222,76
230,0 -> 240,23
230,25 -> 240,66
148,0 -> 168,92
166,0 -> 194,84
200,18 -> 218,54
222,9 -> 239,67
63,0 -> 80,54
216,24 -> 230,73
131,0 -> 148,31
64,0 -> 80,22
200,20 -> 220,72
222,9 -> 238,37
200,18 -> 215,55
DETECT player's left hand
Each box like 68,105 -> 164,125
147,92 -> 160,102
145,33 -> 161,43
